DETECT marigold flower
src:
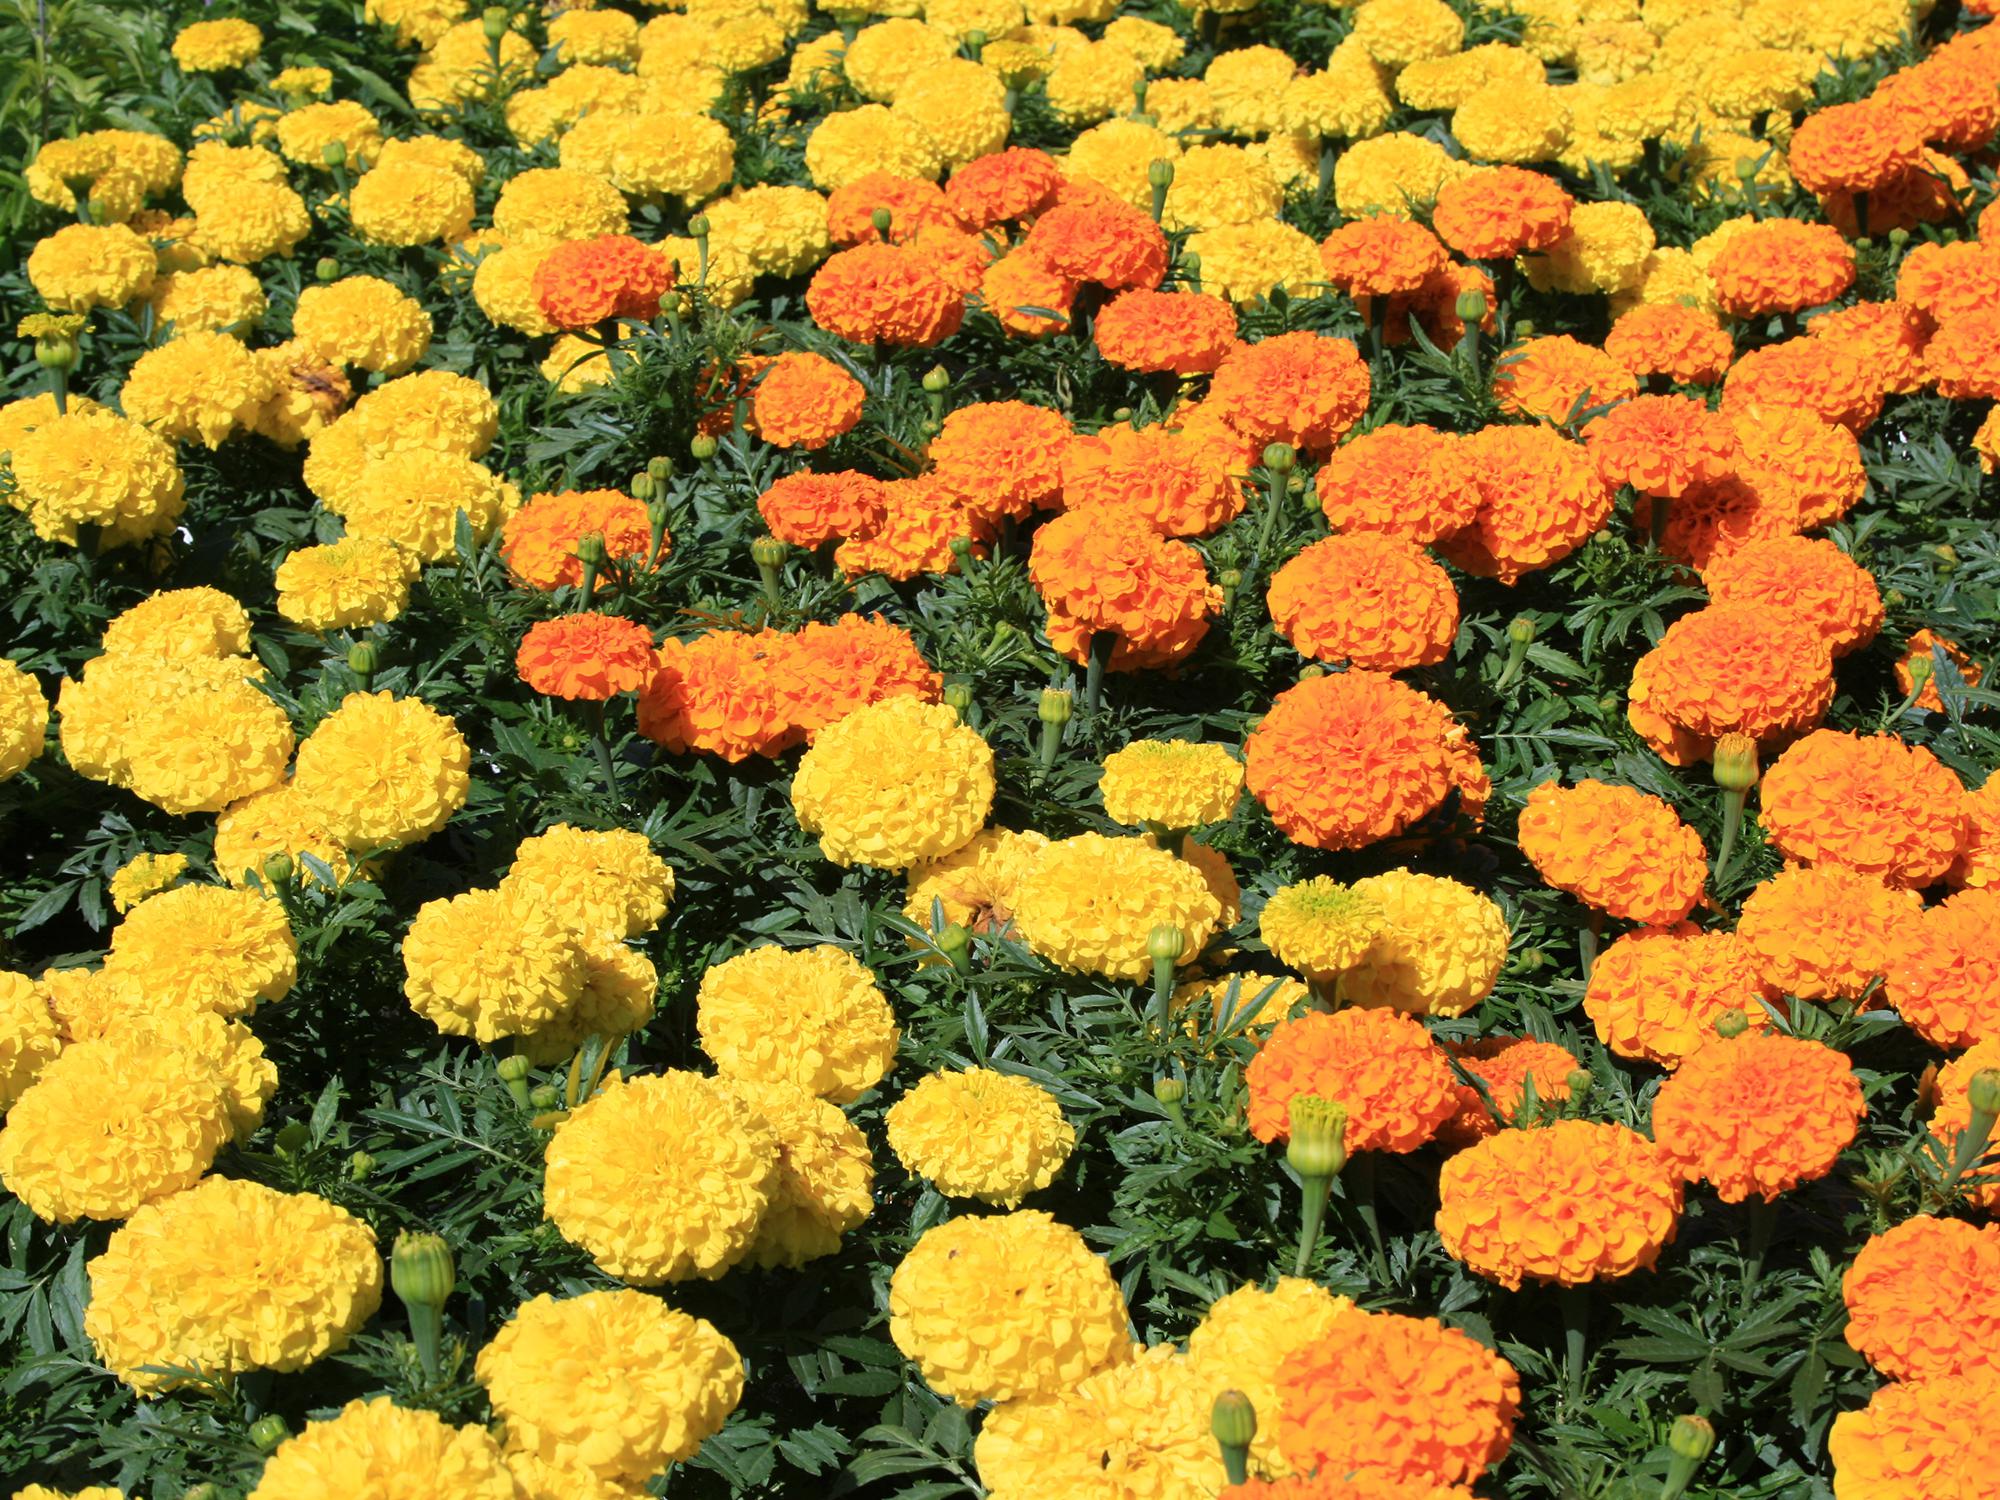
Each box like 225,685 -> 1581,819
1896,238 -> 2000,328
1012,832 -> 1223,981
1245,1008 -> 1456,1151
1625,604 -> 1834,765
1884,887 -> 2000,1049
1807,301 -> 1931,398
1494,335 -> 1639,425
501,823 -> 673,942
1095,740 -> 1241,833
543,1070 -> 779,1283
1094,289 -> 1238,376
274,536 -> 417,633
1437,424 -> 1612,585
118,329 -> 279,449
749,352 -> 865,450
1274,1308 -> 1520,1487
1334,870 -> 1508,1017
1726,404 -> 1866,529
1788,100 -> 1924,197
531,234 -> 673,330
697,944 -> 899,1103
515,614 -> 656,703
1437,1036 -> 1579,1145
1737,865 -> 1923,1002
720,1077 -> 874,1269
1185,219 -> 1326,307
478,1290 -> 743,1485
1951,769 -> 2000,890
1319,217 -> 1450,299
1030,507 -> 1220,671
889,1209 -> 1132,1406
1436,1119 -> 1682,1288
1603,304 -> 1735,385
1268,533 -> 1459,671
1208,333 -> 1372,454
1454,80 -> 1570,164
773,614 -> 941,741
1522,199 -> 1655,295
1758,730 -> 1966,888
928,401 -> 1073,522
887,1067 -> 1075,1205
102,882 -> 296,1016
827,172 -> 962,246
1518,779 -> 1707,925
807,243 -> 965,346
1705,218 -> 1856,319
1258,877 -> 1387,978
85,1176 -> 379,1391
1653,1032 -> 1865,1201
1699,535 -> 1882,659
945,148 -> 1064,228
638,630 -> 800,762
1583,923 -> 1773,1066
0,972 -> 60,1110
1828,1368 -> 2000,1500
246,1398 -> 520,1500
904,827 -> 1050,938
1843,1216 -> 2000,1381
1583,394 -> 1739,500
501,488 -> 661,593
1188,1279 -> 1356,1480
1722,339 -> 1883,434
1432,166 -> 1575,260
1924,307 -> 2000,400
1897,629 -> 1983,712
1316,424 -> 1480,544
403,884 -> 584,1044
791,696 -> 993,869
349,159 -> 476,247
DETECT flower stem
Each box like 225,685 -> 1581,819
1714,785 -> 1749,885
1739,1195 -> 1777,1316
408,1301 -> 442,1382
1293,1172 -> 1332,1277
1349,1151 -> 1390,1286
1561,1283 -> 1591,1407
582,699 -> 620,803
1084,630 -> 1115,716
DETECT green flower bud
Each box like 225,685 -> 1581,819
937,922 -> 971,964
262,851 -> 295,887
1669,1414 -> 1716,1463
1565,1068 -> 1594,1104
321,141 -> 346,169
1507,616 -> 1537,647
751,534 -> 789,569
922,364 -> 951,394
348,640 -> 380,678
482,5 -> 511,41
647,456 -> 674,482
1286,1095 -> 1347,1179
1147,923 -> 1185,964
390,1231 -> 455,1312
1714,1008 -> 1750,1039
632,472 -> 658,503
574,532 -> 608,570
347,1150 -> 375,1181
1155,1075 -> 1186,1108
1261,442 -> 1296,475
250,1414 -> 290,1453
942,680 -> 974,714
1712,733 -> 1759,792
1038,687 -> 1074,726
315,256 -> 341,282
1969,1068 -> 2000,1117
1455,288 -> 1489,322
870,207 -> 893,238
689,433 -> 719,461
529,1083 -> 561,1109
1148,158 -> 1175,189
497,1055 -> 532,1083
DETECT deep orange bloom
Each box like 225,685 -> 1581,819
1436,424 -> 1612,585
1584,394 -> 1738,498
1583,923 -> 1775,1068
1737,865 -> 1923,1002
1728,404 -> 1866,529
1435,1120 -> 1682,1288
1092,288 -> 1238,375
806,243 -> 964,347
1700,535 -> 1883,658
836,476 -> 990,582
1829,1368 -> 2000,1500
1632,470 -> 1800,571
775,614 -> 941,739
1929,1039 -> 2000,1209
1431,166 -> 1573,260
1058,424 -> 1241,537
1603,305 -> 1734,386
1895,239 -> 2000,326
1924,306 -> 2000,400
1244,1008 -> 1456,1151
1625,603 -> 1834,765
1819,148 -> 1971,239
1884,886 -> 2000,1048
1493,335 -> 1638,425
635,628 -> 800,761
750,351 -> 865,450
905,223 -> 994,297
756,470 -> 889,548
927,401 -> 1073,522
1758,729 -> 1967,888
943,147 -> 1063,229
1950,768 -> 2000,890
1897,628 -> 1983,711
1022,200 -> 1168,291
1843,1216 -> 2000,1380
1267,532 -> 1458,671
1787,101 -> 1925,197
1317,218 -> 1449,298
532,235 -> 674,330
825,171 -> 963,246
1436,1036 -> 1579,1145
976,247 -> 1076,337
1208,332 -> 1371,453
1517,779 -> 1707,926
501,488 -> 662,592
516,612 -> 657,701
1028,507 -> 1219,670
1807,301 -> 1931,396
1708,219 -> 1855,318
1874,56 -> 2000,151
1720,339 -> 1883,433
1652,1032 -> 1864,1202
1316,425 -> 1479,544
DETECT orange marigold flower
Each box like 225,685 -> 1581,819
1819,148 -> 1971,240
1029,507 -> 1219,671
1318,217 -> 1449,298
1207,332 -> 1372,454
1895,239 -> 2000,327
1435,1119 -> 1682,1288
928,401 -> 1073,523
1272,1309 -> 1520,1487
1584,923 -> 1775,1067
1652,1032 -> 1864,1202
1267,533 -> 1458,671
1737,865 -> 1923,1002
1603,304 -> 1734,386
1633,469 -> 1800,571
501,488 -> 661,592
1437,1036 -> 1579,1145
750,352 -> 865,451
1517,778 -> 1707,926
1584,394 -> 1738,498
1923,307 -> 2000,401
1222,1477 -> 1476,1500
1625,604 -> 1834,765
1093,289 -> 1238,375
1757,729 -> 1967,888
532,234 -> 673,330
943,147 -> 1063,230
636,629 -> 801,761
1807,300 -> 1931,395
905,223 -> 994,297
1950,767 -> 2000,889
1244,672 -> 1473,851
1829,1368 -> 2000,1500
1897,628 -> 1983,712
976,247 -> 1075,337
1059,424 -> 1241,537
1493,335 -> 1638,425
1244,1008 -> 1457,1151
1787,101 -> 1925,197
1883,886 -> 2000,1048
757,470 -> 889,549
1700,535 -> 1883,658
1022,200 -> 1168,291
825,171 -> 963,246
1874,56 -> 2000,152
1436,424 -> 1612,585
1431,165 -> 1574,261
1720,339 -> 1882,433
1929,1039 -> 2000,1210
807,243 -> 964,347
1316,425 -> 1479,544
1708,219 -> 1855,318
836,476 -> 989,582
775,614 -> 941,739
1842,1216 -> 2000,1380
516,612 -> 657,701
1728,404 -> 1866,529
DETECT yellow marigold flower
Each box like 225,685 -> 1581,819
478,1290 -> 743,1486
500,824 -> 675,941
548,7 -> 640,63
107,852 -> 188,913
275,101 -> 383,171
791,697 -> 994,870
349,160 -> 477,248
1183,219 -> 1325,307
293,276 -> 433,376
84,1176 -> 380,1392
886,1067 -> 1075,1205
291,690 -> 471,851
330,450 -> 515,563
246,1397 -> 521,1500
1517,778 -> 1707,926
148,263 -> 266,336
0,658 -> 50,781
27,222 -> 156,313
1523,199 -> 1655,293
1341,870 -> 1509,1017
889,1209 -> 1132,1405
903,827 -> 1050,937
0,1030 -> 233,1222
719,1078 -> 874,1267
1099,739 -> 1243,831
187,179 -> 312,264
1204,44 -> 1296,135
1436,1118 -> 1683,1288
1398,42 -> 1546,110
0,971 -> 61,1111
513,940 -> 658,1067
9,1484 -> 122,1499
492,167 -> 630,247
1455,81 -> 1571,163
1259,876 -> 1388,978
274,537 -> 419,633
303,370 -> 499,505
1102,15 -> 1182,66
975,1344 -> 1222,1498
704,184 -> 833,279
1045,41 -> 1143,126
542,1070 -> 780,1283
1187,1278 -> 1356,1478
172,17 -> 261,71
376,135 -> 485,187
250,340 -> 352,449
64,1000 -> 275,1139
806,104 -> 944,190
271,64 -> 334,97
894,61 -> 1011,171
1012,832 -> 1223,982
403,886 -> 585,1044
103,883 -> 297,1016
101,586 -> 251,662
1333,132 -> 1468,220
1065,119 -> 1182,209
696,944 -> 899,1103
119,329 -> 279,449
842,18 -> 958,100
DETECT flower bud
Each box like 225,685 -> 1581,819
498,1054 -> 531,1083
1882,588 -> 1906,609
321,141 -> 347,169
1565,1068 -> 1594,1104
1219,567 -> 1242,609
1038,687 -> 1073,726
1211,1389 -> 1257,1451
482,5 -> 510,41
1507,615 -> 1536,647
647,456 -> 674,482
32,335 -> 77,372
575,532 -> 608,570
348,639 -> 379,679
1148,158 -> 1175,189
1933,543 -> 1958,573
315,256 -> 341,282
1669,1414 -> 1716,1464
1735,156 -> 1761,182
632,472 -> 657,503
347,1150 -> 375,1181
391,1231 -> 456,1312
922,364 -> 951,394
529,1083 -> 561,1109
870,206 -> 893,238
1888,227 -> 1910,249
690,433 -> 719,460
1261,441 -> 1296,475
1155,1075 -> 1186,1108
1908,654 -> 1934,690
183,1483 -> 221,1498
943,680 -> 974,715
250,1415 -> 290,1453
1712,733 -> 1759,792
1286,1094 -> 1348,1179
1514,319 -> 1535,339
1455,288 -> 1488,322
963,27 -> 986,50
937,922 -> 971,965
1147,923 -> 1185,964
1714,1007 -> 1751,1039
948,535 -> 973,562
1298,664 -> 1325,681
262,851 -> 295,887
1970,1068 -> 2000,1117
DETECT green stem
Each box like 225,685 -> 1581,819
1084,631 -> 1115,716
1649,491 -> 1671,551
1561,1283 -> 1591,1407
1349,1151 -> 1390,1286
1714,786 -> 1748,885
1221,1443 -> 1249,1488
1151,950 -> 1176,1033
1578,911 -> 1602,982
1934,1104 -> 1998,1208
48,364 -> 66,416
1739,1195 -> 1777,1316
408,1301 -> 442,1382
583,699 -> 620,803
1293,1172 -> 1332,1277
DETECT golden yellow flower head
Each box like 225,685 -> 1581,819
119,328 -> 280,449
903,827 -> 1050,938
0,971 -> 61,1112
696,944 -> 900,1104
719,1077 -> 875,1267
26,222 -> 156,312
1099,739 -> 1244,831
293,275 -> 434,376
403,886 -> 585,1044
274,537 -> 420,633
1259,876 -> 1389,978
1187,1277 -> 1357,1477
500,823 -> 676,941
0,658 -> 49,781
792,697 -> 995,870
103,883 -> 297,1016
101,586 -> 252,662
1342,869 -> 1510,1017
108,851 -> 189,913
246,1397 -> 520,1500
1012,832 -> 1223,982
172,17 -> 262,71
887,1067 -> 1076,1205
291,690 -> 471,851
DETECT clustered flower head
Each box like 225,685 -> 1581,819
791,696 -> 993,869
1517,778 -> 1707,925
696,943 -> 899,1103
1584,924 -> 1773,1068
887,1067 -> 1076,1205
1651,1032 -> 1865,1201
1098,739 -> 1242,831
1841,1216 -> 2000,1382
1012,833 -> 1223,981
1246,1008 -> 1458,1151
1268,533 -> 1460,671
